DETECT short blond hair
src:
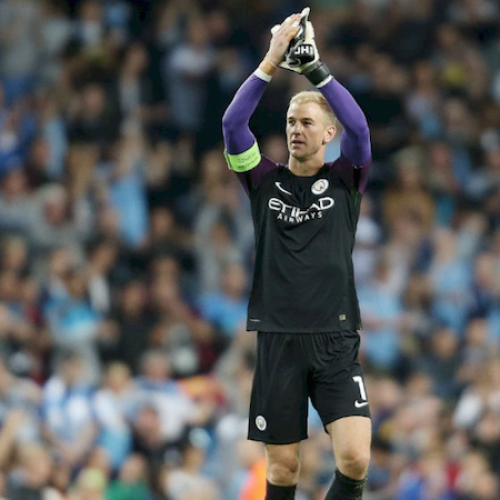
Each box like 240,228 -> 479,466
289,91 -> 337,127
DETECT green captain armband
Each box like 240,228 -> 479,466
224,142 -> 261,172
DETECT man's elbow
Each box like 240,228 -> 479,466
353,120 -> 370,143
221,114 -> 235,146
223,105 -> 249,133
222,110 -> 238,134
348,122 -> 371,156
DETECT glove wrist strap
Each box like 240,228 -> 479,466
304,61 -> 331,87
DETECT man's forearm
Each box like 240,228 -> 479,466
319,78 -> 371,167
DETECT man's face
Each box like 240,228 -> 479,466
286,102 -> 335,161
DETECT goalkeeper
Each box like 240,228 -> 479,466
222,9 -> 372,500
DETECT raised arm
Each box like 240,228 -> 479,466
319,78 -> 371,169
222,12 -> 302,157
221,74 -> 269,158
278,10 -> 371,190
222,14 -> 301,191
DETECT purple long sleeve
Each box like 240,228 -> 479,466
319,78 -> 371,167
222,73 -> 279,193
222,74 -> 268,154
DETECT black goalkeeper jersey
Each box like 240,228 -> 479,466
237,154 -> 369,333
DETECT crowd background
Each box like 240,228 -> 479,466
0,0 -> 499,499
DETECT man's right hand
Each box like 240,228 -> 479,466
264,13 -> 302,69
263,9 -> 332,87
273,8 -> 321,74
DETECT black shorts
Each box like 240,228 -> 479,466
248,330 -> 370,444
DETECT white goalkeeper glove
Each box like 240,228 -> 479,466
271,7 -> 332,87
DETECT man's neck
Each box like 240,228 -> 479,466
288,157 -> 324,177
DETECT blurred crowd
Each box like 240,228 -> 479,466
0,0 -> 499,499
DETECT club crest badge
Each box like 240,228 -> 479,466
255,415 -> 267,431
312,179 -> 329,195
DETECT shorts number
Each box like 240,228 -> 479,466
353,375 -> 367,401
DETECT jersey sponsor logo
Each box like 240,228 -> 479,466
268,197 -> 335,223
255,415 -> 267,431
311,179 -> 329,195
275,182 -> 292,196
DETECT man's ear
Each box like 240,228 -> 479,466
322,125 -> 337,145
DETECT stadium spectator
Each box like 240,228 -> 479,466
92,362 -> 135,471
41,351 -> 97,469
5,442 -> 63,500
106,453 -> 151,500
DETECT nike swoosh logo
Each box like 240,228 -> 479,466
275,182 -> 292,196
354,400 -> 369,408
249,319 -> 261,322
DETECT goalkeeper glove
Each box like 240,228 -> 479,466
271,7 -> 332,87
